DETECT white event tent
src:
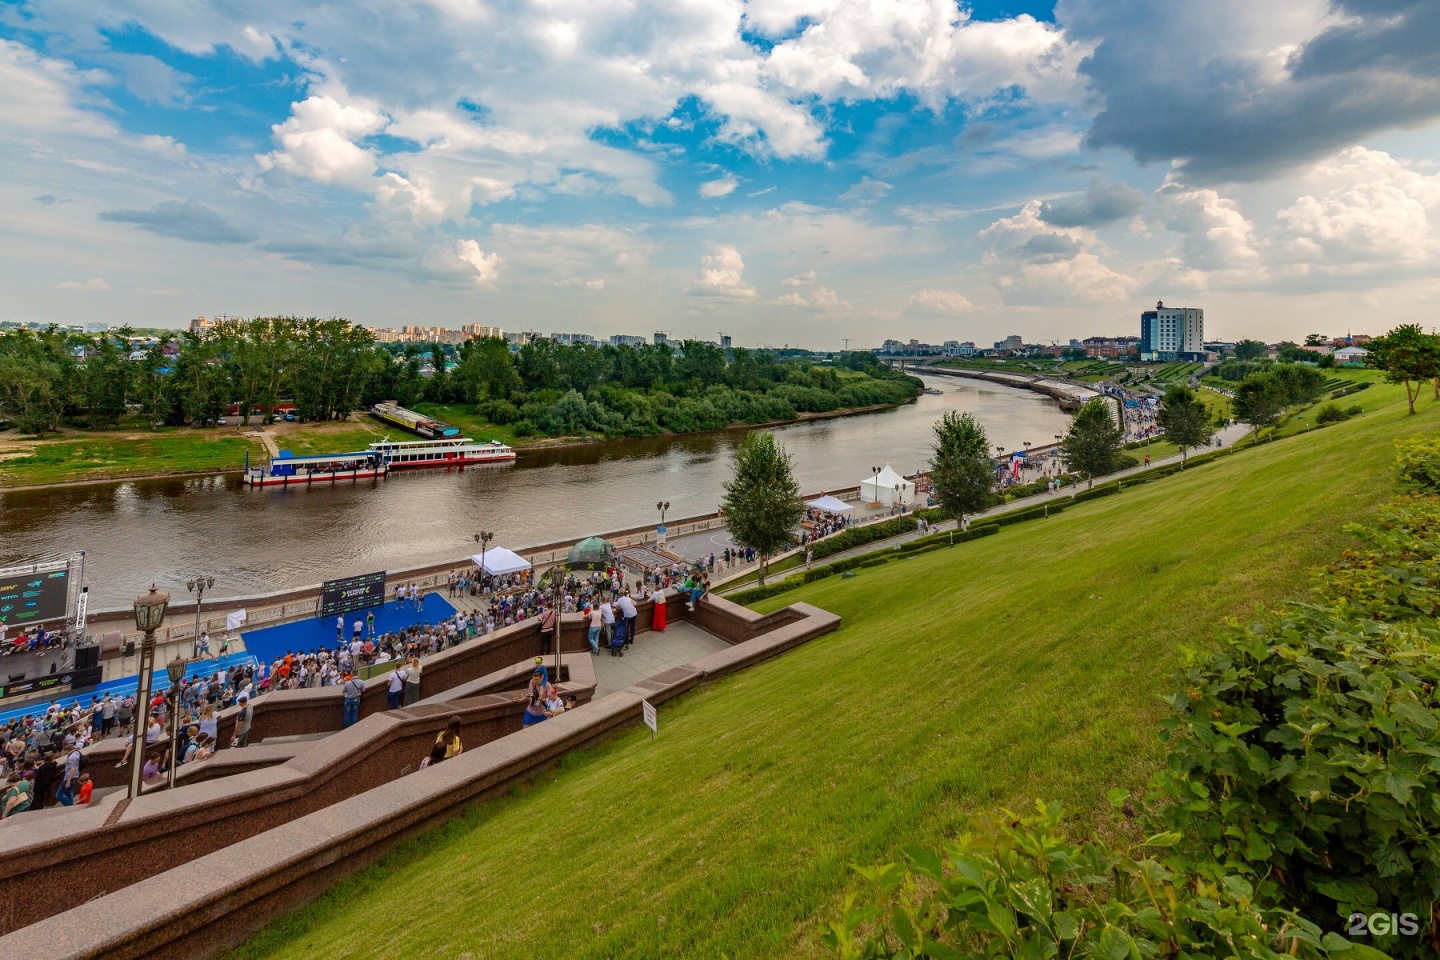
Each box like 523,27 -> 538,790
472,547 -> 532,576
860,464 -> 912,506
805,494 -> 854,514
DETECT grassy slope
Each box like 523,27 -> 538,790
227,383 -> 1435,960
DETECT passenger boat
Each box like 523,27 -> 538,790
366,437 -> 517,470
242,449 -> 388,487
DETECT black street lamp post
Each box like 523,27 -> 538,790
129,584 -> 170,800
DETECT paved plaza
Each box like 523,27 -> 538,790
589,619 -> 729,697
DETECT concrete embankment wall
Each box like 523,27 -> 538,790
911,364 -> 1099,411
78,484 -> 861,653
0,596 -> 839,955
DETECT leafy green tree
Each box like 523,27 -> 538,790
1270,362 -> 1326,406
133,339 -> 173,427
1304,333 -> 1328,346
720,430 -> 801,586
80,334 -> 131,428
452,335 -> 520,404
1367,323 -> 1440,414
1157,384 -> 1214,467
1233,339 -> 1268,361
169,334 -> 228,426
0,354 -> 64,433
1232,373 -> 1285,439
928,411 -> 998,526
1060,398 -> 1124,488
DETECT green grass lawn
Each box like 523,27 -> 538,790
409,403 -> 523,446
0,431 -> 259,486
228,380 -> 1436,960
270,422 -> 390,456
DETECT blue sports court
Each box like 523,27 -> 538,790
239,593 -> 457,665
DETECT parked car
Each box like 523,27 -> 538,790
284,412 -> 296,422
216,417 -> 228,426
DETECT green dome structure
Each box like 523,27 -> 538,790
566,536 -> 615,570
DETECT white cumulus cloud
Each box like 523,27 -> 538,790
688,244 -> 755,299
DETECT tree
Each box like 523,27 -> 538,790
1233,339 -> 1268,361
929,411 -> 998,526
1232,371 -> 1287,439
720,431 -> 801,586
1157,385 -> 1213,467
1060,398 -> 1124,488
1367,323 -> 1440,415
1303,333 -> 1327,346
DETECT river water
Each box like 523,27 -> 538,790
0,376 -> 1069,609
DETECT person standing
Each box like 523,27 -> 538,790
57,737 -> 81,806
342,673 -> 365,728
231,693 -> 253,748
599,600 -> 615,649
586,604 -> 602,654
366,611 -> 375,638
385,664 -> 408,710
336,615 -> 344,643
651,587 -> 667,632
616,592 -> 638,648
538,604 -> 557,657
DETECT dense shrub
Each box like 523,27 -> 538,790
1316,402 -> 1352,424
825,802 -> 1341,960
1154,605 -> 1440,958
1393,437 -> 1440,495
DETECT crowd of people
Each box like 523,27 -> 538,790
0,659 -> 259,818
1,551 -> 737,817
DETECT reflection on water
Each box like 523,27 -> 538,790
0,377 -> 1070,609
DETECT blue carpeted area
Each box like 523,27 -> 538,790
0,651 -> 260,726
239,593 -> 457,665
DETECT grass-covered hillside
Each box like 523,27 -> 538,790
230,379 -> 1436,960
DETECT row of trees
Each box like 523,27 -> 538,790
0,321 -> 921,439
0,319 -> 385,434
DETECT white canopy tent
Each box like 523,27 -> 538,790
805,494 -> 854,514
860,464 -> 913,506
472,547 -> 532,576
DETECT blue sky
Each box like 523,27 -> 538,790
2,0 -> 1438,347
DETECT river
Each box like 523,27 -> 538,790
0,376 -> 1069,609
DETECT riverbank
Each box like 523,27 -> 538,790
0,398 -> 914,492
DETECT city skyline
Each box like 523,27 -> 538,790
2,1 -> 1438,346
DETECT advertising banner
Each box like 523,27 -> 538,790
0,566 -> 70,629
319,571 -> 387,618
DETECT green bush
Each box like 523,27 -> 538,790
825,802 -> 1343,960
1154,604 -> 1440,958
1316,402 -> 1352,424
1393,437 -> 1440,495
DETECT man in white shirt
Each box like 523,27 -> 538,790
386,665 -> 408,709
616,592 -> 638,647
599,600 -> 616,650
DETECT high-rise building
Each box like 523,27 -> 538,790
720,334 -> 732,349
1139,301 -> 1204,361
609,334 -> 646,347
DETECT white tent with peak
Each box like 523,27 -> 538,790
860,464 -> 912,506
805,494 -> 854,514
472,547 -> 532,576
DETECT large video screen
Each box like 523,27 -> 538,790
0,566 -> 70,629
319,571 -> 387,618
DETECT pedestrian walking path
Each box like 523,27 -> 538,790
590,621 -> 728,698
712,423 -> 1254,592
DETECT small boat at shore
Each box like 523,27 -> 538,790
923,387 -> 944,395
243,450 -> 388,487
367,437 -> 516,470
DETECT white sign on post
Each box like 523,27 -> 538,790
642,698 -> 657,737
